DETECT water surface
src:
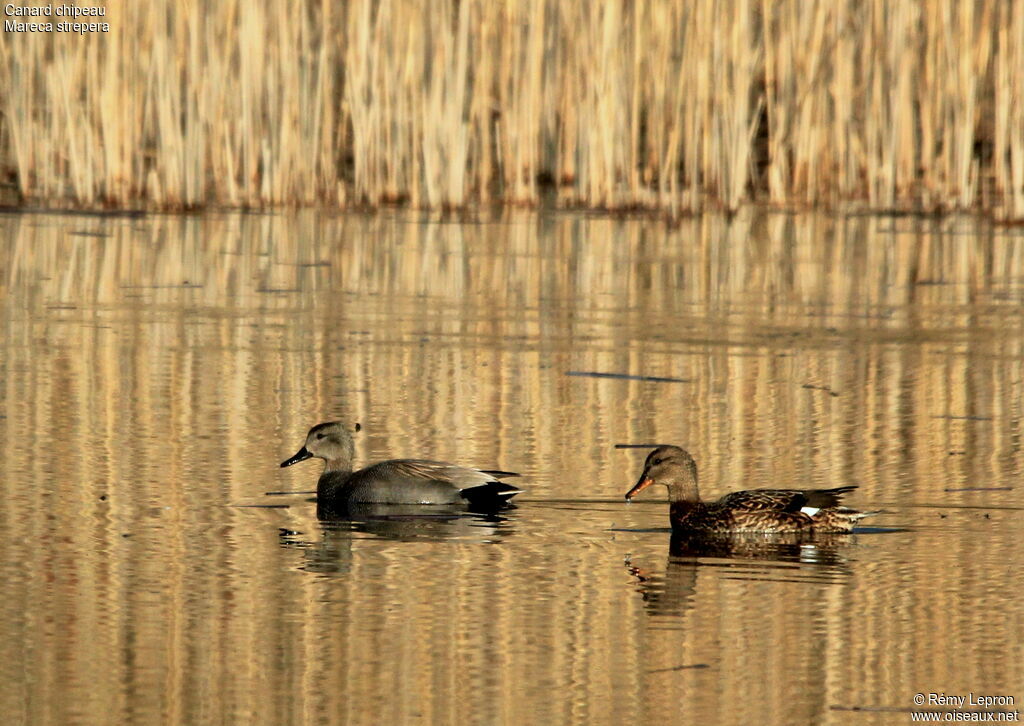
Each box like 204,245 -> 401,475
1,209 -> 1022,725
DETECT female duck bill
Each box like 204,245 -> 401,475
625,472 -> 655,500
280,446 -> 313,468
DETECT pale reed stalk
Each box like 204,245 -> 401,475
994,3 -> 1024,219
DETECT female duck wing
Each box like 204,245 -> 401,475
716,489 -> 810,512
716,485 -> 858,512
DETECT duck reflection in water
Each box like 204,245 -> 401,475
316,502 -> 515,538
280,509 -> 516,574
626,532 -> 854,618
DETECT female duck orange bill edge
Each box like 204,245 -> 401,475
625,445 -> 879,534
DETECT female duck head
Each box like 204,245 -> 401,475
280,421 -> 358,473
625,445 -> 700,502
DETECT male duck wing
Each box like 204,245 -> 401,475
379,459 -> 507,489
342,459 -> 520,505
343,460 -> 467,504
479,469 -> 520,480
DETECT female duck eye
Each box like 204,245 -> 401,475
652,457 -> 663,465
316,433 -> 325,440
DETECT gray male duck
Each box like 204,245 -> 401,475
281,421 -> 522,509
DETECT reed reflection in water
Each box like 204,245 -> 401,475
0,209 -> 1021,725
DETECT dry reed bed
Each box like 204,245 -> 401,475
1,0 -> 1023,217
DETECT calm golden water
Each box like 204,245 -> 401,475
1,209 -> 1022,725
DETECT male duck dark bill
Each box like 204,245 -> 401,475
281,421 -> 522,508
625,445 -> 879,534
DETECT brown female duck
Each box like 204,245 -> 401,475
625,445 -> 878,534
281,421 -> 522,508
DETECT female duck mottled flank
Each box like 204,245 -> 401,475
280,421 -> 522,508
625,445 -> 878,534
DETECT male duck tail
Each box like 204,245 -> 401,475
459,481 -> 523,509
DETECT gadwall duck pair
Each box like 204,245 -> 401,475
626,445 -> 879,534
282,423 -> 877,533
281,422 -> 522,509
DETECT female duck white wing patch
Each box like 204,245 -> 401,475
800,506 -> 820,517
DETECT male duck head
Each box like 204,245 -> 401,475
625,445 -> 700,502
281,421 -> 360,473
